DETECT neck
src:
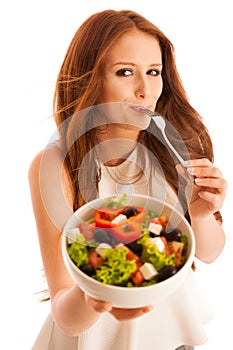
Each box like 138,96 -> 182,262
96,137 -> 137,166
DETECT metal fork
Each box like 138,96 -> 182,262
133,106 -> 186,164
131,105 -> 194,182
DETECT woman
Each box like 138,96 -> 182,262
29,9 -> 226,350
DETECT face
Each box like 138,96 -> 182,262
96,30 -> 163,131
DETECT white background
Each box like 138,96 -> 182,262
1,0 -> 232,349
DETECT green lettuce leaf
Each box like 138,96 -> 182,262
93,248 -> 136,286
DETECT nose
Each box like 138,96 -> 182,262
134,75 -> 151,100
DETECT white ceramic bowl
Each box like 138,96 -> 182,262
62,194 -> 195,308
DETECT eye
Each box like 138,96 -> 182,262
116,69 -> 133,76
147,69 -> 161,76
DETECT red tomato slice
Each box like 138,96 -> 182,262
160,236 -> 172,256
79,222 -> 96,241
148,215 -> 169,228
130,269 -> 144,286
88,250 -> 105,270
125,246 -> 141,263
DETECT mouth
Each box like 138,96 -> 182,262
130,105 -> 152,113
130,105 -> 152,114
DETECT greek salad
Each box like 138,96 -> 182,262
66,197 -> 188,287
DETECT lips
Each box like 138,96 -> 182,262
130,105 -> 151,113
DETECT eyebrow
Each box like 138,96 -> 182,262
112,62 -> 162,67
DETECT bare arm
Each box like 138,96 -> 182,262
28,146 -> 151,337
190,214 -> 225,263
28,147 -> 103,336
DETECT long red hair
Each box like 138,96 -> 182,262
53,9 -> 213,215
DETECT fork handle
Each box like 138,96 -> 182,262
160,129 -> 185,164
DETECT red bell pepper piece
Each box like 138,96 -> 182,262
94,206 -> 146,227
110,221 -> 142,244
94,207 -> 122,228
126,206 -> 147,223
93,206 -> 146,243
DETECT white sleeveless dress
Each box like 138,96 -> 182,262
31,146 -> 214,350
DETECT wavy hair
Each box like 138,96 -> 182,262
53,9 -> 213,214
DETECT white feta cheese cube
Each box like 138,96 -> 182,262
96,243 -> 112,257
139,262 -> 158,280
149,237 -> 165,252
148,222 -> 163,235
111,214 -> 128,225
67,227 -> 81,244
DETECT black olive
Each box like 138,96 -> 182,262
79,264 -> 95,276
149,231 -> 159,238
157,265 -> 177,282
160,227 -> 182,241
122,207 -> 139,218
94,228 -> 112,244
126,240 -> 142,255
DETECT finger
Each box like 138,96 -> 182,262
194,177 -> 227,191
182,158 -> 213,167
85,295 -> 112,313
110,305 -> 153,321
198,190 -> 223,210
186,166 -> 223,179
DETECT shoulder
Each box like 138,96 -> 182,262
28,143 -> 67,191
29,143 -> 63,175
28,144 -> 73,230
28,143 -> 71,203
